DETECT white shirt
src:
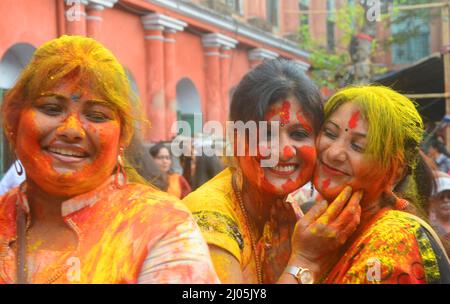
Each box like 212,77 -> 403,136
0,160 -> 26,195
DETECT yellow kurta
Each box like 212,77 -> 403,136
183,168 -> 261,283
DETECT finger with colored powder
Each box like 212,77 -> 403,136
316,186 -> 352,225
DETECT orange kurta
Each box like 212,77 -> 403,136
167,173 -> 191,199
0,177 -> 219,283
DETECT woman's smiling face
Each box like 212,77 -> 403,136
313,102 -> 387,203
238,97 -> 317,196
15,76 -> 122,197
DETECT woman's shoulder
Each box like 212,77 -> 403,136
350,210 -> 425,261
357,209 -> 448,283
182,168 -> 234,211
370,209 -> 423,234
0,186 -> 20,213
114,182 -> 193,220
0,187 -> 22,238
327,209 -> 447,283
371,209 -> 449,242
181,168 -> 244,262
363,209 -> 439,248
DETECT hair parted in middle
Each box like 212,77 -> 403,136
229,58 -> 324,133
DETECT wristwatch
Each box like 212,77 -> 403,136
286,266 -> 314,284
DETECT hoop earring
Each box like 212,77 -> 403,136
114,148 -> 127,188
14,158 -> 24,176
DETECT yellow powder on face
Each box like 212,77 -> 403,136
56,115 -> 86,138
28,239 -> 43,252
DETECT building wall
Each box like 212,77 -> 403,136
175,30 -> 207,115
279,0 -> 300,36
0,0 -> 58,54
309,0 -> 327,47
100,7 -> 148,109
429,7 -> 446,54
229,45 -> 252,90
246,0 -> 266,19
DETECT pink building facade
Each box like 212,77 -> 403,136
0,0 -> 310,149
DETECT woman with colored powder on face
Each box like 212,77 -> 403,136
0,35 -> 219,284
150,141 -> 192,199
183,59 -> 364,284
310,86 -> 450,283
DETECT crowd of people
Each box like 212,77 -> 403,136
0,35 -> 448,284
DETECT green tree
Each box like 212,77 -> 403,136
300,0 -> 439,90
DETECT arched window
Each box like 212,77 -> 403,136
0,43 -> 35,177
176,78 -> 202,137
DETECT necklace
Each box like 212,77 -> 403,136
232,175 -> 263,284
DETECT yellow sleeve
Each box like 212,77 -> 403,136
326,210 -> 438,284
183,186 -> 243,263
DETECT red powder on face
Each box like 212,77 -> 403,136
57,114 -> 86,137
283,146 -> 295,159
280,101 -> 290,125
347,166 -> 388,206
239,152 -> 278,195
296,111 -> 313,133
322,178 -> 331,190
296,145 -> 316,182
16,110 -> 54,174
265,100 -> 291,125
257,145 -> 270,159
279,145 -> 317,194
348,111 -> 360,129
15,107 -> 121,198
261,175 -> 279,194
281,178 -> 297,192
265,108 -> 277,121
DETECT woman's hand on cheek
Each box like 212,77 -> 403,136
289,186 -> 363,277
260,199 -> 298,282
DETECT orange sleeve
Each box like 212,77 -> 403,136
179,175 -> 192,199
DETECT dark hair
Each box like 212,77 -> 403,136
392,150 -> 436,219
192,155 -> 224,190
229,59 -> 324,132
125,135 -> 168,191
430,139 -> 449,157
149,142 -> 171,158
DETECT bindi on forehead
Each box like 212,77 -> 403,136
70,91 -> 82,102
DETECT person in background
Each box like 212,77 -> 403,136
125,134 -> 168,191
181,153 -> 224,191
150,142 -> 192,199
0,160 -> 26,195
429,173 -> 450,256
428,140 -> 450,174
191,155 -> 224,190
